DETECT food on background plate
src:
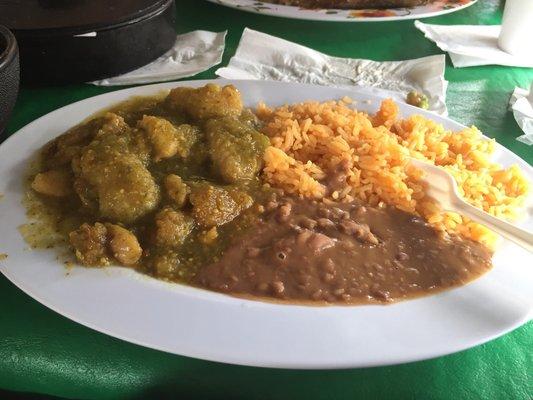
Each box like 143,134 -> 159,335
24,84 -> 529,305
262,0 -> 432,9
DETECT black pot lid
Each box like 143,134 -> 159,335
0,0 -> 171,33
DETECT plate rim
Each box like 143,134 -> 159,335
3,266 -> 531,369
205,0 -> 479,22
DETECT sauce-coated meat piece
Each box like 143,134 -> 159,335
76,113 -> 160,223
165,84 -> 243,120
42,117 -> 107,169
69,223 -> 109,266
69,222 -> 142,266
105,223 -> 143,265
164,174 -> 190,208
154,207 -> 195,247
138,116 -> 198,162
206,117 -> 270,183
73,177 -> 98,211
190,183 -> 253,227
138,116 -> 180,162
31,170 -> 72,197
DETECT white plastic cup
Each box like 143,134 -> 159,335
498,0 -> 533,57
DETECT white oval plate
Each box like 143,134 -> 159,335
0,80 -> 532,369
206,0 -> 477,22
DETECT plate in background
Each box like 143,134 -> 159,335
206,0 -> 477,22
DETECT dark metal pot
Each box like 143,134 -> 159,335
1,0 -> 176,86
0,25 -> 20,136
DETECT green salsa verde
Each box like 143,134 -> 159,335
27,84 -> 274,283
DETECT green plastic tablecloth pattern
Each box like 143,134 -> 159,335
1,0 -> 532,398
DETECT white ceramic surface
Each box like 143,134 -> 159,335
206,0 -> 478,22
0,80 -> 532,369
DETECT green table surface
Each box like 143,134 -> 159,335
1,0 -> 532,398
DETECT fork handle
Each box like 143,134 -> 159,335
454,200 -> 533,253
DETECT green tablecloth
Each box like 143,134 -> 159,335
1,0 -> 532,398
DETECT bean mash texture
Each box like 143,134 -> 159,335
196,195 -> 492,304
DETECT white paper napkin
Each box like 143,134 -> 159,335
509,83 -> 533,145
216,28 -> 448,115
415,21 -> 533,68
90,31 -> 227,86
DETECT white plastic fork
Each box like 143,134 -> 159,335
410,159 -> 533,252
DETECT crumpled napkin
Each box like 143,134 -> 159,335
216,28 -> 448,115
90,31 -> 227,86
415,21 -> 533,68
509,83 -> 533,145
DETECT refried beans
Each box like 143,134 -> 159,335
195,195 -> 493,304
